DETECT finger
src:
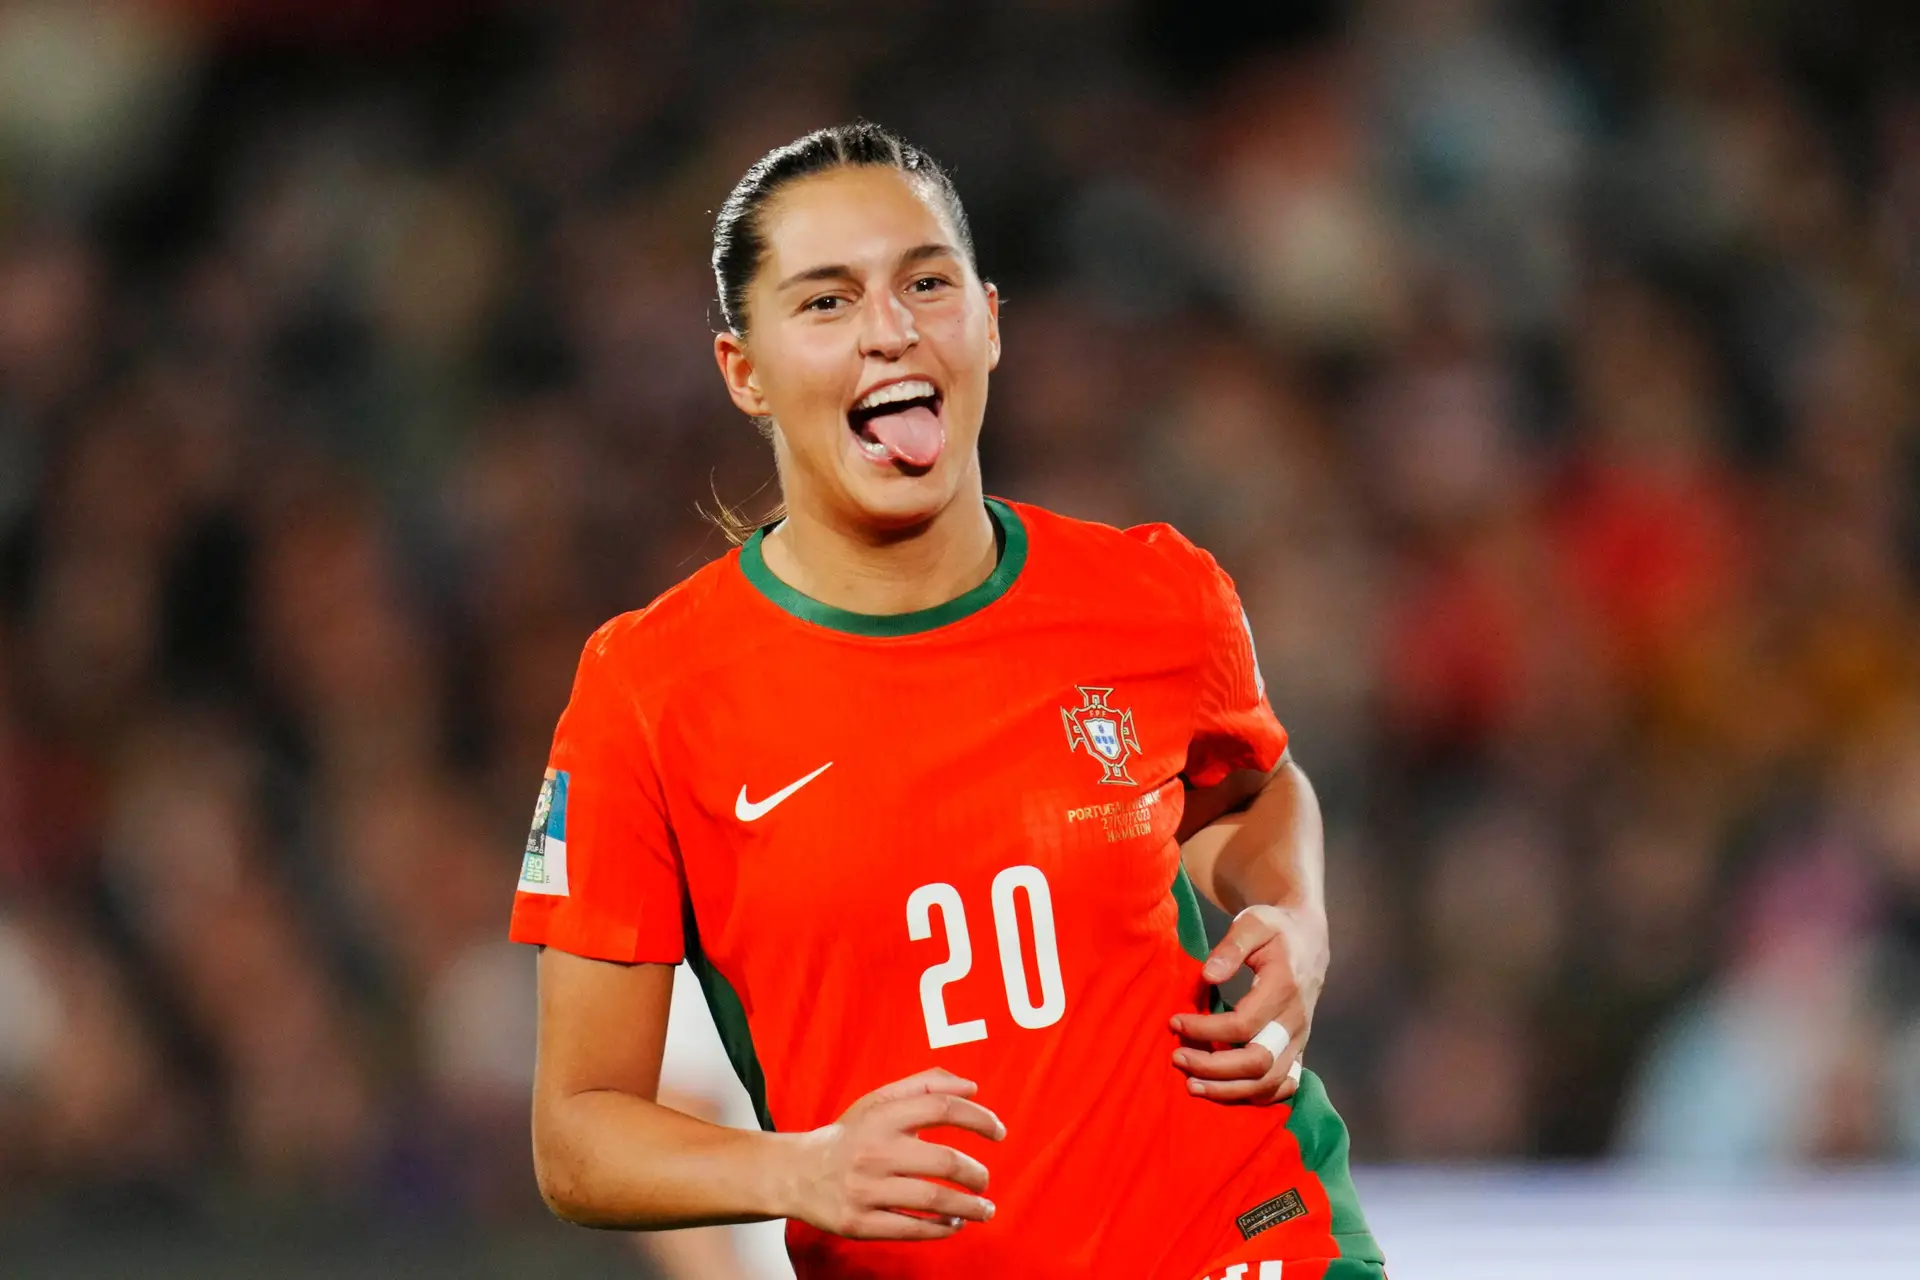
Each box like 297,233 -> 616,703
1249,1018 -> 1310,1080
1198,934 -> 1248,986
869,1068 -> 977,1103
1187,1053 -> 1307,1105
885,1091 -> 1007,1142
869,1176 -> 996,1224
1185,1074 -> 1287,1103
1199,908 -> 1279,983
1172,1044 -> 1273,1082
887,1138 -> 991,1194
1171,978 -> 1293,1041
843,1209 -> 967,1241
1249,1019 -> 1294,1066
1169,1007 -> 1266,1044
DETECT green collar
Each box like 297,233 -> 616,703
740,498 -> 1027,637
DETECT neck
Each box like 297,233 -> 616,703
762,477 -> 997,617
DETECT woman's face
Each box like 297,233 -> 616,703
715,165 -> 1000,533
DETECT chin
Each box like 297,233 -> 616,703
840,466 -> 965,532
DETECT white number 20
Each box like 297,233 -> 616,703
905,865 -> 1066,1049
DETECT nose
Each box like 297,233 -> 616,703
859,291 -> 918,361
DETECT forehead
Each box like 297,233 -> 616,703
757,166 -> 959,284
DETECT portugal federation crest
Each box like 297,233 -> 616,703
1061,686 -> 1142,786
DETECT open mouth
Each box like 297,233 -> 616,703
847,377 -> 945,469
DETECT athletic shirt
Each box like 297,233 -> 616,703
510,499 -> 1383,1277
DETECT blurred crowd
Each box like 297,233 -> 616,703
1,0 -> 1918,1238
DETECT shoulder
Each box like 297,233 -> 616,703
1008,500 -> 1222,595
577,550 -> 749,706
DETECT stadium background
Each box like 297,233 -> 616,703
0,0 -> 1917,1275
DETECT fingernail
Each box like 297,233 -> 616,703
983,1200 -> 996,1220
1173,1051 -> 1188,1068
1188,1078 -> 1205,1094
946,1216 -> 963,1228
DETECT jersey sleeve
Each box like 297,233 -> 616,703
508,623 -> 686,964
1181,543 -> 1289,788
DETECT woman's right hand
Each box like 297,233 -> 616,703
783,1067 -> 1004,1240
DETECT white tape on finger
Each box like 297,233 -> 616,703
1249,1020 -> 1291,1063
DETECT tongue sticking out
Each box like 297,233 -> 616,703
866,404 -> 945,468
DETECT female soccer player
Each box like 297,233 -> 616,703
514,124 -> 1385,1280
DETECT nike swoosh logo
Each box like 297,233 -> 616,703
735,762 -> 834,822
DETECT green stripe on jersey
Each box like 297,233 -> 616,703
1286,1068 -> 1385,1264
682,905 -> 774,1132
1171,863 -> 1233,1015
1172,863 -> 1212,964
739,498 -> 1027,637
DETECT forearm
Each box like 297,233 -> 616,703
534,1086 -> 808,1231
1180,757 -> 1326,922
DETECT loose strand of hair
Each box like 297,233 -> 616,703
699,469 -> 784,546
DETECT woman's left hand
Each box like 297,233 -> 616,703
1168,903 -> 1328,1104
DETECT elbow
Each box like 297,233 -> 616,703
531,1138 -> 590,1225
531,1103 -> 610,1228
539,1187 -> 603,1229
534,1148 -> 631,1229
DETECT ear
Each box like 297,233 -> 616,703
714,330 -> 770,418
983,281 -> 1002,372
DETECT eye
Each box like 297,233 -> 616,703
909,275 -> 951,293
803,294 -> 845,314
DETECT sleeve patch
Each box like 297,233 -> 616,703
517,769 -> 570,896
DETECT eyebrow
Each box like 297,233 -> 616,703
773,243 -> 959,293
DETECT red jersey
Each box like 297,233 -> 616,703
511,499 -> 1384,1278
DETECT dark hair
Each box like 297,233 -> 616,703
711,121 -> 976,335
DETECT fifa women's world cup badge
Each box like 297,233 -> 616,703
518,768 -> 570,895
1061,686 -> 1142,785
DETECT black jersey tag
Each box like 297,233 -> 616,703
1236,1187 -> 1307,1240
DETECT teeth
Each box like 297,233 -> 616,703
853,379 -> 937,411
859,437 -> 889,459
